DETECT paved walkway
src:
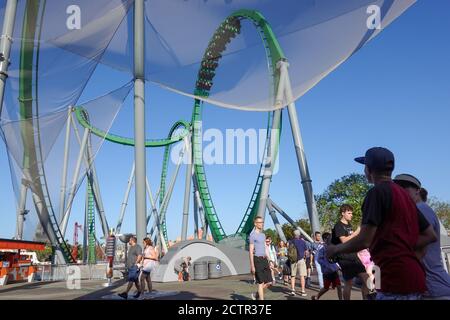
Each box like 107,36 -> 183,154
0,274 -> 364,300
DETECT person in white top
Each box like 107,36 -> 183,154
140,237 -> 159,294
266,236 -> 279,285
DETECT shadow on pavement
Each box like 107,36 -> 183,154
0,281 -> 60,295
75,279 -> 126,300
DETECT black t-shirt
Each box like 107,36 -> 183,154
331,221 -> 359,262
361,181 -> 430,231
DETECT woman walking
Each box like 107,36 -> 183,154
140,237 -> 159,294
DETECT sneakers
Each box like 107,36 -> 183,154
289,290 -> 296,296
133,291 -> 141,299
300,291 -> 307,297
311,295 -> 317,300
118,292 -> 128,300
250,292 -> 259,300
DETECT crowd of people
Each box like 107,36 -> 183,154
248,147 -> 450,300
115,148 -> 449,301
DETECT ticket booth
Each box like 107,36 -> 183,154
0,239 -> 45,286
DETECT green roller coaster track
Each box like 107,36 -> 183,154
19,2 -> 285,253
75,106 -> 191,243
191,10 -> 285,242
75,9 -> 285,243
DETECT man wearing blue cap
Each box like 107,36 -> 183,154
327,147 -> 437,300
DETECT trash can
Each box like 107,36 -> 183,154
193,261 -> 208,280
208,260 -> 222,279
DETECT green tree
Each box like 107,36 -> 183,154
35,245 -> 53,262
265,219 -> 312,244
315,173 -> 370,231
264,228 -> 280,244
428,197 -> 450,231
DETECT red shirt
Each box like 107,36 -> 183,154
362,181 -> 427,294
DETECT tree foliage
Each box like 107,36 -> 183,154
35,245 -> 53,262
315,173 -> 371,232
265,219 -> 313,245
428,197 -> 450,231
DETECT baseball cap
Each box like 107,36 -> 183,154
393,174 -> 421,189
354,147 -> 395,172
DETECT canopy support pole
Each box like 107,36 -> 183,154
60,127 -> 89,236
270,198 -> 313,243
16,181 -> 28,240
0,0 -> 18,117
86,133 -> 109,237
181,134 -> 192,240
281,60 -> 321,234
58,107 -> 72,223
134,0 -> 147,244
116,163 -> 135,234
267,199 -> 287,243
255,60 -> 285,221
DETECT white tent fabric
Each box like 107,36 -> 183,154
1,0 -> 417,114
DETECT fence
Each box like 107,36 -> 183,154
34,263 -> 109,282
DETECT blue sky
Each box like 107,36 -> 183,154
1,0 -> 449,242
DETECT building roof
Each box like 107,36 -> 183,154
0,239 -> 46,251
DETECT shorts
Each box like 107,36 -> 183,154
142,260 -> 156,273
291,259 -> 307,277
254,256 -> 272,284
127,265 -> 139,282
338,259 -> 366,281
323,272 -> 341,289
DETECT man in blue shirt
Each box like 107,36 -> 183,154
394,175 -> 450,300
289,229 -> 307,296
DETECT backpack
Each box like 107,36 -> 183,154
287,241 -> 298,263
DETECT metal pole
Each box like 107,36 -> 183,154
150,148 -> 184,252
58,107 -> 72,223
255,109 -> 282,220
193,182 -> 199,239
255,60 -> 285,220
60,127 -> 89,236
267,199 -> 287,243
71,114 -> 109,237
192,175 -> 206,233
0,0 -> 18,117
270,199 -> 314,243
281,61 -> 321,233
86,135 -> 109,237
145,176 -> 158,226
16,182 -> 28,239
83,203 -> 88,264
134,0 -> 147,244
181,135 -> 192,240
116,164 -> 135,234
